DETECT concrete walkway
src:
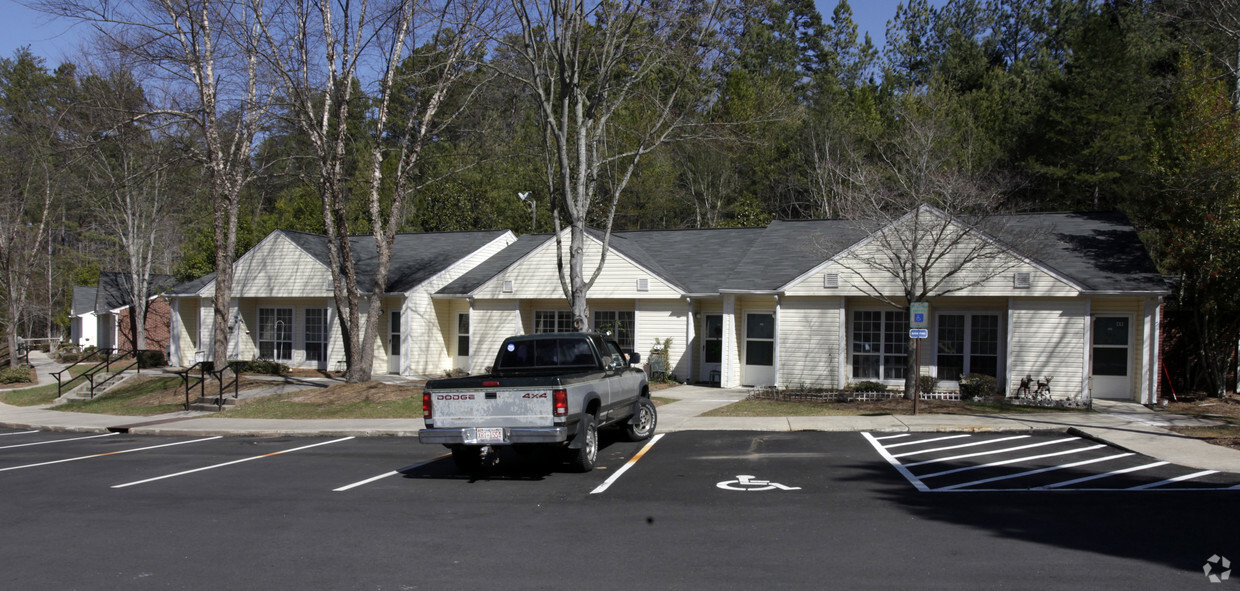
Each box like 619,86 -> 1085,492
3,373 -> 1240,474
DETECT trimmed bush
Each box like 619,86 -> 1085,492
919,375 -> 939,394
136,350 -> 166,368
59,352 -> 80,363
0,365 -> 33,384
233,360 -> 289,375
850,380 -> 888,393
959,373 -> 999,400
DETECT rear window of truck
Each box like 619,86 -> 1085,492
498,338 -> 597,369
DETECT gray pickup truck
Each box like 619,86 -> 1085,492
419,332 -> 656,472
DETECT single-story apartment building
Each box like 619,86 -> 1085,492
71,272 -> 177,354
168,207 -> 1169,403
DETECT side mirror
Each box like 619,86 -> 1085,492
627,352 -> 641,364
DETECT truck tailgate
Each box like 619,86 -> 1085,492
429,388 -> 554,428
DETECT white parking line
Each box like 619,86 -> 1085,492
1128,470 -> 1218,490
862,432 -> 930,492
0,437 -> 222,473
333,454 -> 450,492
0,430 -> 40,437
112,437 -> 354,489
919,444 -> 1106,479
591,433 -> 665,495
904,438 -> 1080,468
883,434 -> 970,449
937,453 -> 1133,491
891,435 -> 1030,459
0,432 -> 118,450
872,434 -> 910,441
1036,461 -> 1169,490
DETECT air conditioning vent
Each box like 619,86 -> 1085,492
502,280 -> 514,293
636,278 -> 649,292
823,273 -> 840,288
1014,272 -> 1032,289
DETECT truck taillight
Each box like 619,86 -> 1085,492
553,389 -> 568,417
423,392 -> 433,420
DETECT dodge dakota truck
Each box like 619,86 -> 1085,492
418,332 -> 656,472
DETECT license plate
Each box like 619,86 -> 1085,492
471,427 -> 506,444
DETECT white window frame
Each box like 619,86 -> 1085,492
257,307 -> 294,362
848,308 -> 908,385
933,310 -> 1005,386
533,310 -> 574,334
592,310 -> 635,351
304,307 -> 329,364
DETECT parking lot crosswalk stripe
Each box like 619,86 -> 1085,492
0,430 -> 40,437
333,454 -> 450,492
883,434 -> 970,449
936,453 -> 1133,491
918,444 -> 1107,479
872,434 -> 910,441
112,437 -> 355,488
904,437 -> 1080,468
0,432 -> 118,450
0,437 -> 222,473
1036,461 -> 1170,490
1127,469 -> 1218,490
591,433 -> 666,495
891,435 -> 1030,459
862,432 -> 930,493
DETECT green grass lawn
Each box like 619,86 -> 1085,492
0,365 -> 96,406
54,376 -> 188,416
214,392 -> 423,420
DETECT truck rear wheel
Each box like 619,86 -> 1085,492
624,398 -> 657,442
568,414 -> 598,472
451,446 -> 483,472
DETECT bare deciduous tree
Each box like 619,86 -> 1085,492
256,0 -> 501,381
502,0 -> 726,330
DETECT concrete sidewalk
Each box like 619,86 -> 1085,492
3,377 -> 1240,474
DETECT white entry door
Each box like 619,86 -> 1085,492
742,312 -> 776,387
454,312 -> 470,372
1091,316 -> 1132,399
699,315 -> 723,383
388,310 -> 401,374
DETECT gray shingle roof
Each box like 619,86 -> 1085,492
93,272 -> 178,313
72,286 -> 97,316
167,272 -> 216,296
999,211 -> 1168,293
437,234 -> 550,296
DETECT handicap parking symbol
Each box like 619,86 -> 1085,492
716,475 -> 801,492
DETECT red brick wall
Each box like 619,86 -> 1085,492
118,297 -> 172,353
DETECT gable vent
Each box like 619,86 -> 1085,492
636,278 -> 650,292
1013,272 -> 1032,289
502,280 -> 514,293
823,273 -> 840,289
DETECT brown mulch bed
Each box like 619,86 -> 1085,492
1160,393 -> 1240,451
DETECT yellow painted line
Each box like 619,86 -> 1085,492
112,437 -> 354,488
590,433 -> 665,495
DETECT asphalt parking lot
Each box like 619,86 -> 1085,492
2,427 -> 1238,590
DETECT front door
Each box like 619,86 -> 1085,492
742,312 -> 776,387
700,314 -> 723,383
388,310 -> 401,375
1091,316 -> 1132,399
304,308 -> 328,371
454,312 -> 470,373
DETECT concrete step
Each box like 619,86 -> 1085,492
188,395 -> 239,412
53,371 -> 136,404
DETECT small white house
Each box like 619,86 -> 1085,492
165,229 -> 516,375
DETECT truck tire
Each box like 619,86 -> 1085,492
623,398 -> 657,442
568,414 -> 598,472
451,445 -> 482,472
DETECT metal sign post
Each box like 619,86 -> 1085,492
909,303 -> 929,415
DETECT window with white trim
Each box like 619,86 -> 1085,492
534,310 -> 574,334
304,308 -> 328,363
851,310 -> 907,381
592,310 -> 635,351
258,308 -> 293,361
936,313 -> 1001,381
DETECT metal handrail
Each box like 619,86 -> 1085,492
209,362 -> 241,411
54,348 -> 120,397
177,361 -> 212,410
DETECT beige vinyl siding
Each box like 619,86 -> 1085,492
636,300 -> 690,379
473,235 -> 680,299
406,290 -> 447,375
198,299 -> 215,361
777,297 -> 842,388
471,300 -> 521,373
173,299 -> 199,366
1089,297 -> 1145,398
232,234 -> 332,298
1009,299 -> 1085,399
